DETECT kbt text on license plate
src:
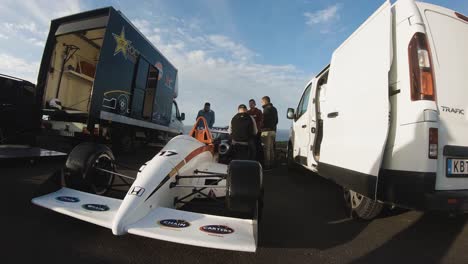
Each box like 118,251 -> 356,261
447,159 -> 468,175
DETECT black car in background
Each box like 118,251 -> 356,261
0,74 -> 38,145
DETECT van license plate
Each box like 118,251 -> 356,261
447,159 -> 468,177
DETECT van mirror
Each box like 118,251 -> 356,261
180,113 -> 185,121
286,108 -> 295,120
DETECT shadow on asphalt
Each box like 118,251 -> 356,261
260,165 -> 370,249
350,212 -> 468,264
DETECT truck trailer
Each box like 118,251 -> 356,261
287,0 -> 468,219
36,7 -> 185,152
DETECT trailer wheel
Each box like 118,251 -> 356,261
63,142 -> 115,195
343,188 -> 383,220
226,160 -> 263,219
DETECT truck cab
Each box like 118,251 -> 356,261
0,74 -> 38,145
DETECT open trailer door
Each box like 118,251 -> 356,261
317,1 -> 392,199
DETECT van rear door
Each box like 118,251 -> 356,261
317,1 -> 392,198
418,4 -> 468,190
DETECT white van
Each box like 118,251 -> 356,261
287,0 -> 468,219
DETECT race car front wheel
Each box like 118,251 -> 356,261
63,142 -> 115,195
226,160 -> 263,219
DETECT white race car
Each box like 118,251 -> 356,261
32,117 -> 263,252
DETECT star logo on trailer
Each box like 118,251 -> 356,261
112,27 -> 140,63
113,27 -> 132,59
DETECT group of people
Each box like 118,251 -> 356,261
196,96 -> 278,170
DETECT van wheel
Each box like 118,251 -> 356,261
226,160 -> 263,219
343,188 -> 383,220
63,143 -> 115,195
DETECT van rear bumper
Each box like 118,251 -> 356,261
425,190 -> 468,212
379,169 -> 468,213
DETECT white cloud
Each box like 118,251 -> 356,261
14,0 -> 81,26
304,4 -> 342,26
0,0 -> 83,48
0,0 -> 84,83
208,35 -> 255,61
0,53 -> 39,83
131,17 -> 308,128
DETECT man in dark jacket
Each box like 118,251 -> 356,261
261,96 -> 278,169
196,102 -> 215,128
229,104 -> 258,160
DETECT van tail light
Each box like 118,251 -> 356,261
428,127 -> 438,159
408,32 -> 436,101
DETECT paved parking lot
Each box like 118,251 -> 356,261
2,149 -> 468,264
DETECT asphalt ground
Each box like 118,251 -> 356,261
2,148 -> 468,264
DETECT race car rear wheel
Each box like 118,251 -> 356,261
226,160 -> 263,219
63,142 -> 115,195
343,188 -> 383,220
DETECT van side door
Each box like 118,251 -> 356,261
292,83 -> 313,166
317,1 -> 392,199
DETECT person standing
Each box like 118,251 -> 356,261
229,104 -> 258,160
247,99 -> 263,130
261,96 -> 278,169
247,99 -> 264,164
196,102 -> 215,128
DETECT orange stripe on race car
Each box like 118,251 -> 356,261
184,145 -> 214,164
168,145 -> 214,178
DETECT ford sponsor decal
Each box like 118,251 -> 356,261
200,225 -> 234,235
159,219 -> 190,228
82,204 -> 109,212
56,196 -> 80,203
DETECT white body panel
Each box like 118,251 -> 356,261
319,0 -> 392,177
417,3 -> 468,190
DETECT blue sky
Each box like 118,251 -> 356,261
0,0 -> 467,128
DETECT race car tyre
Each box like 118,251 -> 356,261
226,160 -> 263,218
343,188 -> 383,220
63,142 -> 115,195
